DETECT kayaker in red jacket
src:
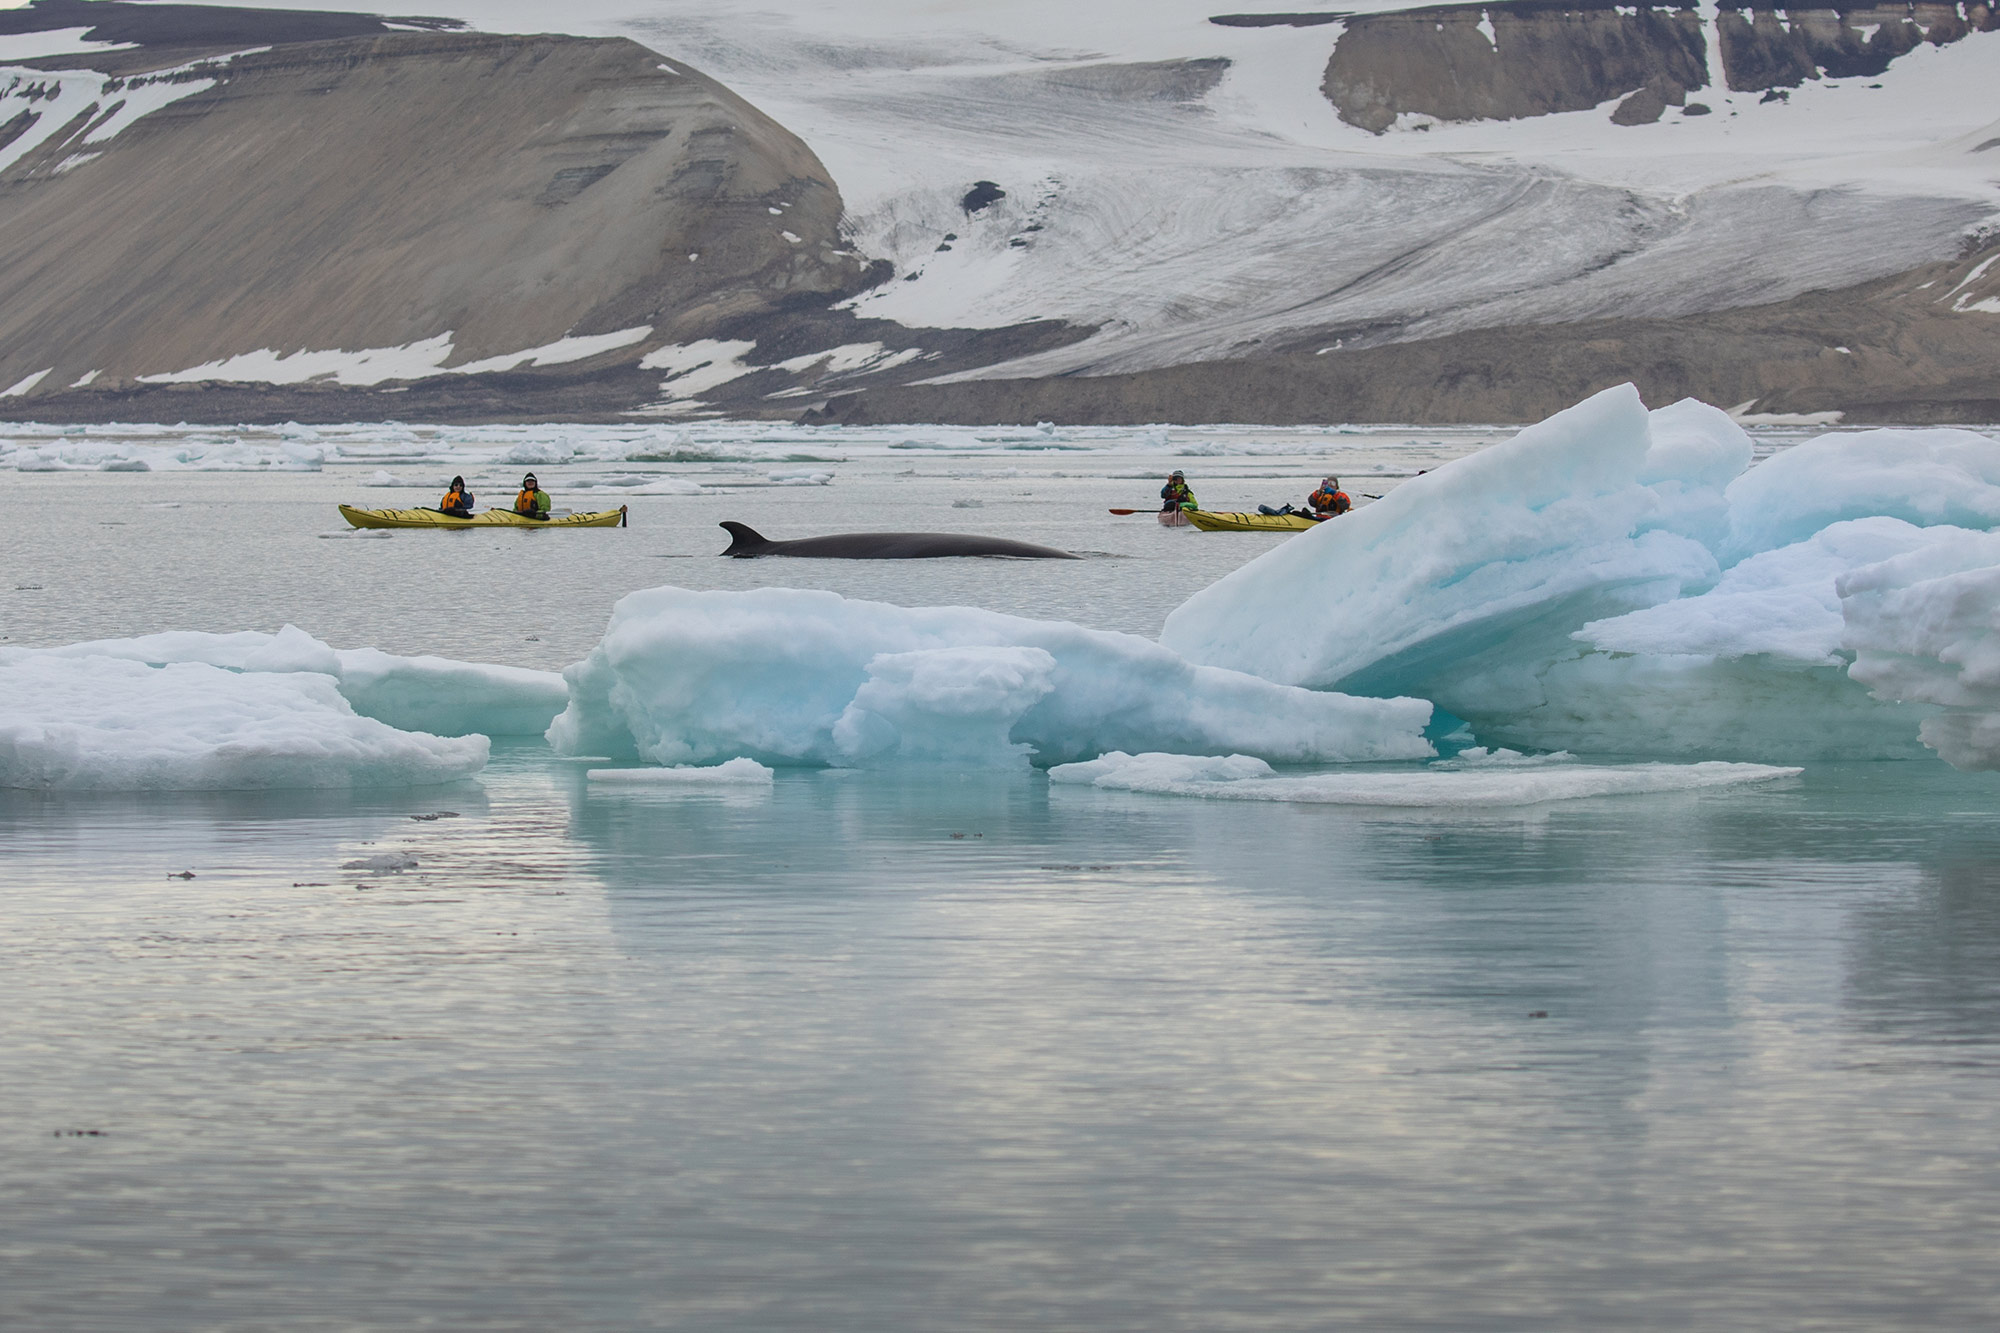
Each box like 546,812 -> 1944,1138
1306,477 -> 1351,518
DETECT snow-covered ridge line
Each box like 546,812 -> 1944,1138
0,47 -> 260,178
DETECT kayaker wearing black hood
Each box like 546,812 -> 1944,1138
514,474 -> 551,521
439,476 -> 474,517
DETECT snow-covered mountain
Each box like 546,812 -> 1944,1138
2,0 -> 1996,422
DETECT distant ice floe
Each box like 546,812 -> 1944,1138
0,416 -> 1467,473
1,435 -> 324,471
0,653 -> 486,791
1048,751 -> 1801,807
21,625 -> 566,739
548,586 -> 1434,769
1163,383 -> 2000,767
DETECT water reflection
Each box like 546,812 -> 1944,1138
6,758 -> 2000,1327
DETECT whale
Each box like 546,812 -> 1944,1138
720,521 -> 1080,560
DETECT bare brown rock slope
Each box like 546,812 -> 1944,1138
0,24 -> 877,402
797,241 -> 2000,426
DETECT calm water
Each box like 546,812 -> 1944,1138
6,445 -> 2000,1328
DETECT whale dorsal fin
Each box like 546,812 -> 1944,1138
719,521 -> 770,557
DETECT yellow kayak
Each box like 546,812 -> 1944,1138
1185,510 -> 1319,533
339,505 -> 627,530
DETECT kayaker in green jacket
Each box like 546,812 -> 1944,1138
514,474 -> 552,521
1160,470 -> 1196,512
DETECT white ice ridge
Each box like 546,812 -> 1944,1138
1163,384 -> 2000,764
1047,752 -> 1802,807
1840,530 -> 2000,771
21,626 -> 566,737
547,586 -> 1434,769
0,653 -> 486,791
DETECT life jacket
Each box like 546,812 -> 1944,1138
442,487 -> 467,510
515,488 -> 544,514
1309,486 -> 1350,515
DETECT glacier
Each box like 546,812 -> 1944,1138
1162,384 -> 2000,766
0,652 -> 486,791
547,586 -> 1434,769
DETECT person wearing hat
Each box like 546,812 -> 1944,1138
513,473 -> 552,521
1305,475 -> 1351,519
438,475 -> 474,517
1159,469 -> 1196,513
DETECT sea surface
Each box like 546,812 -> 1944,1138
5,429 -> 2000,1329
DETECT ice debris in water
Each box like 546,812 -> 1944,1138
23,625 -> 566,737
1431,747 -> 1577,768
342,853 -> 420,872
1047,751 -> 1801,807
586,758 -> 775,785
363,469 -> 405,486
1163,384 -> 2000,766
0,654 -> 486,791
547,586 -> 1434,769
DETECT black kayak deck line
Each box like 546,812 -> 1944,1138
719,522 -> 1079,560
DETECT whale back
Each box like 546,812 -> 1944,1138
719,521 -> 1078,560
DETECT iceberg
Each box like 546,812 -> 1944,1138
1162,385 -> 2000,762
23,626 -> 565,737
1047,751 -> 1802,807
0,654 -> 486,791
1163,387 -> 1734,699
548,586 -> 1434,769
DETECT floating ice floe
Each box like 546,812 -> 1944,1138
1047,751 -> 1802,807
1163,384 -> 2000,765
23,626 -> 566,737
0,654 -> 486,791
586,758 -> 775,785
548,586 -> 1434,769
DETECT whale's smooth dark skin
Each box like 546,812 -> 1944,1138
720,521 -> 1080,560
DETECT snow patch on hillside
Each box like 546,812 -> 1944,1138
449,325 -> 652,374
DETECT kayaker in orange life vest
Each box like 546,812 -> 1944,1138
514,474 -> 552,521
439,476 -> 474,517
1306,476 -> 1351,519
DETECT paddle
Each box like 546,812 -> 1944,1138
1109,508 -> 1144,515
